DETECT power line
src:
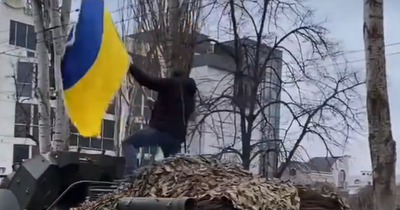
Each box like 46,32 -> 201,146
0,0 -> 212,35
1,1 -> 400,68
2,39 -> 400,70
2,0 -> 400,57
2,5 -> 400,60
0,1 -> 213,55
0,6 -> 126,35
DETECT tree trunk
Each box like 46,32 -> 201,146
125,85 -> 138,137
113,93 -> 121,156
48,0 -> 71,151
363,0 -> 396,209
32,0 -> 52,154
60,0 -> 72,146
166,0 -> 180,75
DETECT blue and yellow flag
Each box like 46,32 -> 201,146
61,0 -> 130,136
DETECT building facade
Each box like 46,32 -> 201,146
0,1 -> 38,175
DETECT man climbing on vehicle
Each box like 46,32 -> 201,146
122,63 -> 197,176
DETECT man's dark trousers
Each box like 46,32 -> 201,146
122,127 -> 182,176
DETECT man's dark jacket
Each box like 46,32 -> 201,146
128,65 -> 197,143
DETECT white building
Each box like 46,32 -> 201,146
0,1 -> 37,175
0,1 -> 118,175
188,52 -> 282,174
126,33 -> 283,175
279,156 -> 350,191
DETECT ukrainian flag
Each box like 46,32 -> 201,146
61,0 -> 130,136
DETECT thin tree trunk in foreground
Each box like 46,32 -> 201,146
363,0 -> 396,209
32,0 -> 52,154
48,0 -> 70,151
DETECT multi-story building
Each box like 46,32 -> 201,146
126,32 -> 283,175
0,1 -> 117,175
0,1 -> 38,175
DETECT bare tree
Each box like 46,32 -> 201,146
32,0 -> 52,153
363,0 -> 396,209
189,0 -> 364,174
118,0 -> 208,154
131,0 -> 206,76
48,0 -> 72,151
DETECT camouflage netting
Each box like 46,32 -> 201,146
77,156 -> 349,210
297,184 -> 350,210
78,156 -> 299,210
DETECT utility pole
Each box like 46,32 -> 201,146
363,0 -> 396,209
48,0 -> 71,151
32,0 -> 52,154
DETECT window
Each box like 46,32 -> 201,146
338,170 -> 346,188
103,140 -> 114,151
134,88 -> 143,105
354,179 -> 361,184
233,75 -> 252,107
13,144 -> 29,164
69,119 -> 116,151
49,65 -> 56,90
14,102 -> 52,140
27,51 -> 35,57
16,62 -> 35,98
32,104 -> 39,140
102,120 -> 115,150
102,120 -> 115,139
90,137 -> 102,149
50,108 -> 55,129
142,87 -> 156,123
289,168 -> 297,176
31,145 -> 39,158
129,123 -> 141,134
143,107 -> 151,124
14,103 -> 31,137
9,20 -> 36,51
133,105 -> 142,117
106,99 -> 115,115
79,136 -> 90,147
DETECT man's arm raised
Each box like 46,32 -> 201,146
128,64 -> 173,91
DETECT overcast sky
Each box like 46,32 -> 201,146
70,0 -> 400,175
304,0 -> 400,174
